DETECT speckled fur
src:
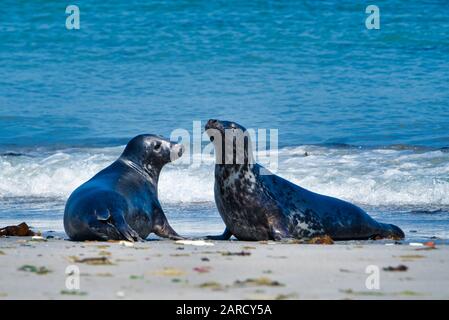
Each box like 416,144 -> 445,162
206,119 -> 405,241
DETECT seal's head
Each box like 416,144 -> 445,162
205,119 -> 253,165
121,134 -> 184,172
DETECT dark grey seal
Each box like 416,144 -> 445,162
204,119 -> 405,241
64,134 -> 184,242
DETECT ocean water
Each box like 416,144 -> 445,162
1,0 -> 449,240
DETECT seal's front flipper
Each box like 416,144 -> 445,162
152,207 -> 184,240
116,223 -> 143,242
205,228 -> 232,240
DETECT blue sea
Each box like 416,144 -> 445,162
1,0 -> 449,241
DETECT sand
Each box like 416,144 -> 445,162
0,237 -> 448,300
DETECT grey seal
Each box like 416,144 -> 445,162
64,134 -> 184,241
205,119 -> 405,241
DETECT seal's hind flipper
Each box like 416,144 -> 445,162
205,228 -> 232,240
93,208 -> 142,242
375,223 -> 405,240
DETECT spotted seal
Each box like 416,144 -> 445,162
204,119 -> 405,241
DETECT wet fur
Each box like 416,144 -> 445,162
64,135 -> 183,242
206,120 -> 405,241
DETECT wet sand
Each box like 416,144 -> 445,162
0,237 -> 448,300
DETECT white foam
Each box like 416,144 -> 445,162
1,145 -> 449,207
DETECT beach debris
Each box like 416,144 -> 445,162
170,253 -> 190,257
383,265 -> 408,272
242,246 -> 256,250
98,250 -> 111,256
409,242 -> 424,247
339,268 -> 352,273
398,254 -> 425,260
258,241 -> 277,245
175,240 -> 214,247
246,292 -> 297,300
340,289 -> 385,296
342,289 -> 422,297
416,241 -> 437,250
201,257 -> 210,262
0,250 -> 5,255
152,267 -> 186,276
193,266 -> 212,273
60,290 -> 88,296
30,236 -> 47,242
115,258 -> 136,262
398,290 -> 423,297
263,270 -> 273,274
18,264 -> 51,275
267,255 -> 287,259
424,241 -> 436,248
96,272 -> 114,277
409,241 -> 437,250
276,293 -> 298,300
172,278 -> 189,284
308,235 -> 334,245
221,251 -> 251,256
199,281 -> 223,290
70,256 -> 113,265
119,240 -> 134,248
130,275 -> 144,280
0,222 -> 36,237
234,277 -> 284,287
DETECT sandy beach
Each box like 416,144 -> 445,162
0,237 -> 448,300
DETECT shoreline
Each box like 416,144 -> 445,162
1,237 -> 448,299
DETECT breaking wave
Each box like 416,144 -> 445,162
1,144 -> 449,208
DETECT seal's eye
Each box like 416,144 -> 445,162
154,142 -> 161,151
210,136 -> 215,142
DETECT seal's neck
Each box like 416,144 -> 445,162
120,157 -> 162,187
215,163 -> 257,179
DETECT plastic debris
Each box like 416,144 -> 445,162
119,241 -> 134,247
31,236 -> 47,242
175,240 -> 214,246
